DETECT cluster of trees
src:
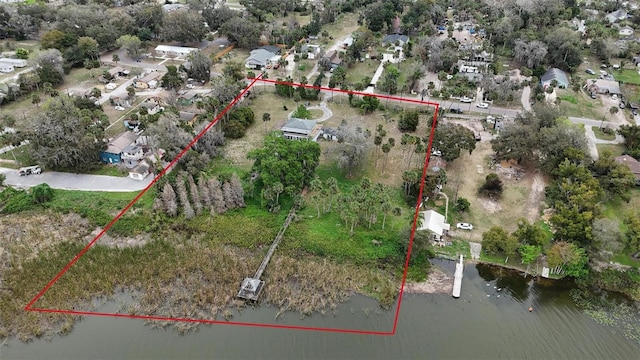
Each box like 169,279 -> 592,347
330,120 -> 370,178
478,173 -> 503,200
617,125 -> 640,160
28,96 -> 108,172
222,106 -> 255,139
491,104 -> 588,172
274,76 -> 320,102
248,133 -> 321,208
155,172 -> 244,219
310,177 -> 398,236
398,110 -> 420,132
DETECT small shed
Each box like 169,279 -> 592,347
418,210 -> 450,243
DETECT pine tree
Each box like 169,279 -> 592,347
176,176 -> 195,219
187,174 -> 202,215
229,173 -> 245,208
161,183 -> 178,217
198,177 -> 212,212
208,177 -> 226,214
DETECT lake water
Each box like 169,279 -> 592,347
3,261 -> 639,359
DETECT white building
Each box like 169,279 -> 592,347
0,58 -> 27,68
154,45 -> 198,58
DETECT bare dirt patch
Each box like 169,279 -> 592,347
404,267 -> 452,294
86,228 -> 151,249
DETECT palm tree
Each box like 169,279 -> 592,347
262,112 -> 271,133
112,54 -> 120,65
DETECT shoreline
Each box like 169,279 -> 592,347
403,267 -> 453,295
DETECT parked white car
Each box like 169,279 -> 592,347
460,96 -> 472,103
476,102 -> 489,109
431,148 -> 442,156
456,223 -> 474,230
114,106 -> 125,111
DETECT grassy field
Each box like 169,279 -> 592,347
613,69 -> 640,86
597,144 -> 626,157
345,59 -> 380,88
593,127 -> 617,140
211,49 -> 250,73
556,90 -> 605,118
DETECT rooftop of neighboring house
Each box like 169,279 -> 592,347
104,131 -> 138,155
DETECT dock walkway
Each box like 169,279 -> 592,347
237,207 -> 297,301
452,255 -> 464,298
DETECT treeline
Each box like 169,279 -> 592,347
274,73 -> 324,102
154,172 -> 245,219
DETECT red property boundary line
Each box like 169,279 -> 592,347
24,75 -> 440,336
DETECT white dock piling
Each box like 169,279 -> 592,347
452,255 -> 464,298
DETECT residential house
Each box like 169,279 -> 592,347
540,68 -> 570,89
134,71 -> 162,89
585,79 -> 621,95
177,90 -> 198,105
162,3 -> 187,11
0,58 -> 27,68
342,35 -> 354,49
572,18 -> 587,37
615,155 -> 640,184
382,34 -> 410,47
107,66 -> 128,79
323,50 -> 342,68
417,209 -> 450,245
245,48 -> 280,69
0,62 -> 14,73
178,111 -> 197,126
100,131 -> 139,164
154,45 -> 197,58
299,44 -> 322,60
129,161 -> 150,180
257,45 -> 281,56
121,142 -> 146,167
606,9 -> 628,23
281,118 -> 323,141
140,100 -> 164,114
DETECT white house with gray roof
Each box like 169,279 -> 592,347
245,49 -> 280,69
540,68 -> 569,89
281,118 -> 323,141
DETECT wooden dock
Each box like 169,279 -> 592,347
237,207 -> 297,301
452,255 -> 464,298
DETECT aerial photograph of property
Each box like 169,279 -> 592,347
0,0 -> 639,359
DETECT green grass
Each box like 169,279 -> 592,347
0,144 -> 33,166
593,127 -> 617,141
597,144 -> 626,157
345,59 -> 380,88
557,90 -> 604,118
436,240 -> 470,258
614,69 -> 640,86
611,253 -> 640,269
86,166 -> 129,177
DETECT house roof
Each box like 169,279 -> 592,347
246,49 -> 275,65
382,34 -> 409,44
540,68 -> 569,86
178,111 -> 196,121
105,131 -> 138,155
108,66 -> 124,76
419,210 -> 450,236
281,118 -> 318,134
130,162 -> 150,174
138,71 -> 162,83
154,45 -> 198,54
615,155 -> 640,176
607,9 -> 627,22
258,45 -> 281,55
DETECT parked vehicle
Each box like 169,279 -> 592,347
456,223 -> 473,230
19,165 -> 41,176
460,96 -> 472,103
590,92 -> 597,99
450,108 -> 463,114
114,106 -> 125,111
585,69 -> 596,75
431,148 -> 442,156
476,102 -> 489,109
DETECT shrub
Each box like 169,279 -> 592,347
454,197 -> 470,212
292,104 -> 312,119
479,173 -> 503,199
398,110 -> 420,132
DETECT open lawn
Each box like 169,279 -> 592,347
597,144 -> 626,157
345,59 -> 380,89
593,127 -> 617,141
443,139 -> 545,242
319,13 -> 361,44
613,69 -> 640,86
556,90 -> 605,119
212,48 -> 250,73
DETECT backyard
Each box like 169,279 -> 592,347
556,89 -> 606,119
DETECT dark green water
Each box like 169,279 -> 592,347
3,261 -> 639,359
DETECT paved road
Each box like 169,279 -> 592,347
0,167 -> 153,192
